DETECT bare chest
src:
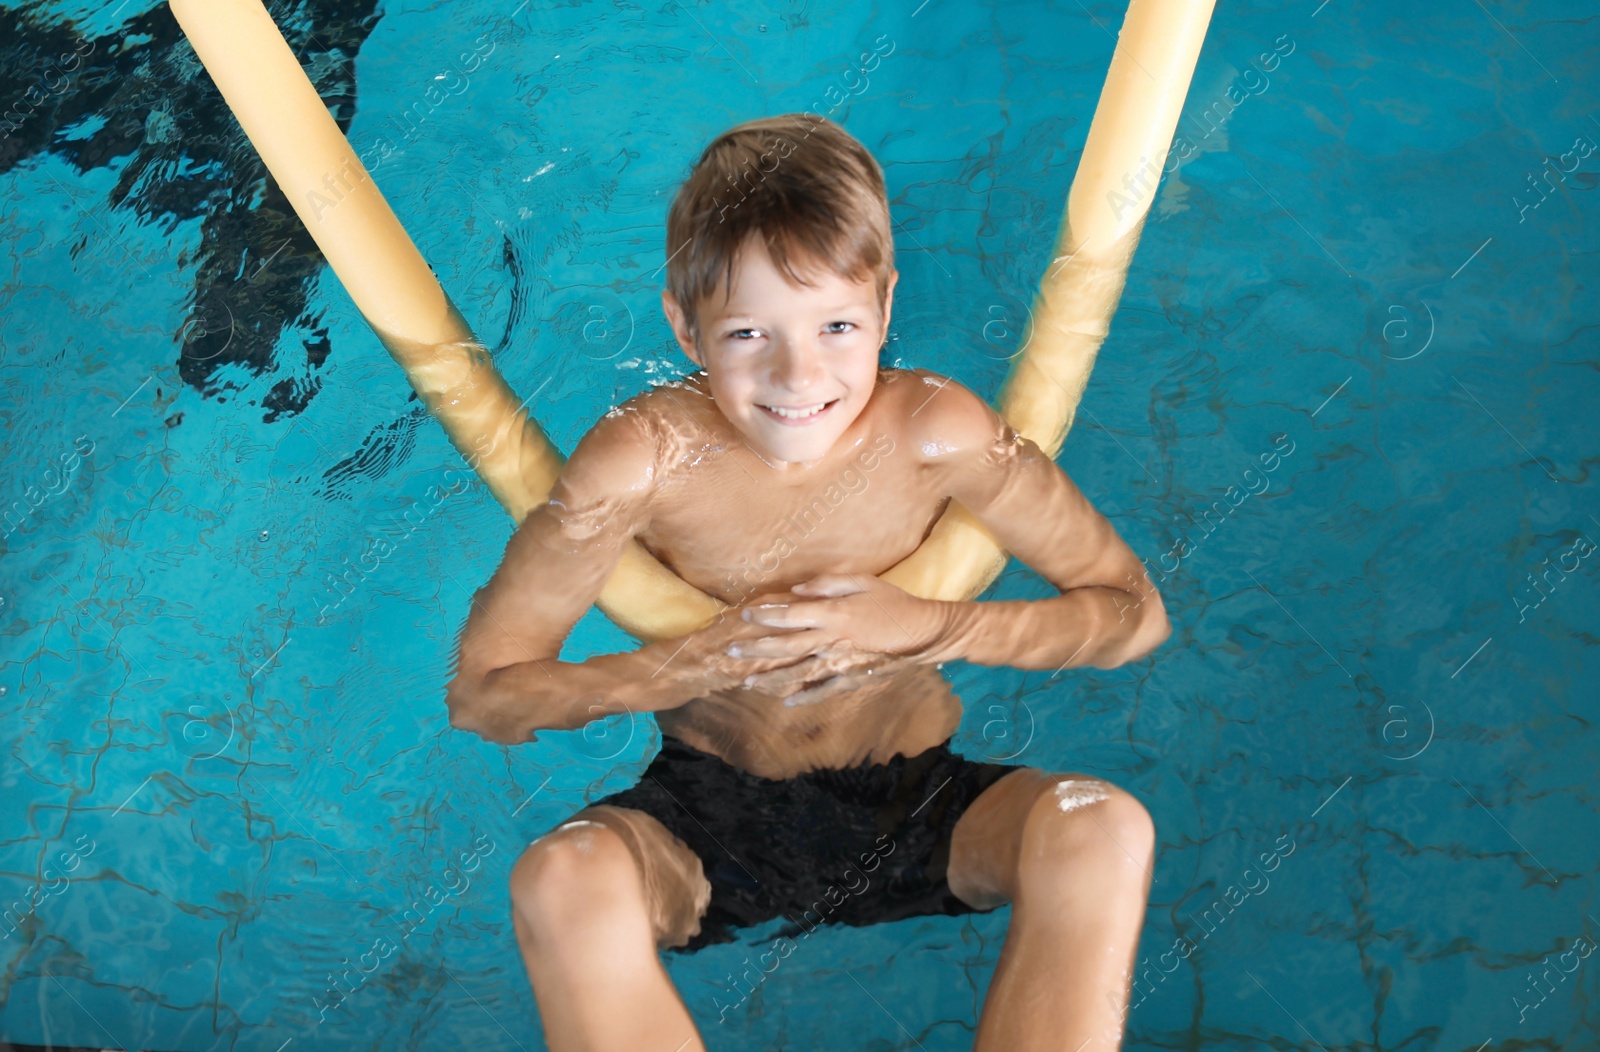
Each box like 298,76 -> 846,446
637,438 -> 949,605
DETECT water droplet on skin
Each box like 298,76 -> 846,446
259,530 -> 270,541
759,23 -> 767,31
1053,779 -> 1111,813
0,687 -> 7,697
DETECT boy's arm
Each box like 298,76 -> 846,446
916,376 -> 1171,672
444,406 -> 777,744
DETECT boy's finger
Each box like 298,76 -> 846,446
728,633 -> 820,659
743,604 -> 822,629
796,574 -> 865,597
744,588 -> 804,607
745,655 -> 824,691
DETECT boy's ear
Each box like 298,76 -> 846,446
880,267 -> 900,341
660,289 -> 704,367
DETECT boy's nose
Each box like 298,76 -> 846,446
769,338 -> 828,393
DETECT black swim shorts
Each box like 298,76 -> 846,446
590,734 -> 1027,953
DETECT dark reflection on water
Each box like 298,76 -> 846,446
1,1 -> 381,420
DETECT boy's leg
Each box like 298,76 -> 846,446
946,768 -> 1156,1052
511,806 -> 713,1052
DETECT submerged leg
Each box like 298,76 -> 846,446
511,809 -> 711,1051
947,769 -> 1157,1051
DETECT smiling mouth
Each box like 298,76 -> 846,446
758,398 -> 840,423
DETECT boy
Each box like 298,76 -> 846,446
444,114 -> 1170,1051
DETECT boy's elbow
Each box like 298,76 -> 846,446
444,674 -> 534,746
1127,601 -> 1172,663
443,681 -> 496,739
1104,595 -> 1171,667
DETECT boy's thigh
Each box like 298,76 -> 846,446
555,803 -> 713,950
946,767 -> 1133,911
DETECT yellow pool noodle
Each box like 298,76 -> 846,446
885,0 -> 1216,602
169,0 -> 1213,642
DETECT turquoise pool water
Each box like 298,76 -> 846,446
2,0 -> 1597,1048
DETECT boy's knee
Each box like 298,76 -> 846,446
1097,789 -> 1156,863
1022,778 -> 1155,872
511,819 -> 644,926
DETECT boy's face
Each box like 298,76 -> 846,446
662,237 -> 898,470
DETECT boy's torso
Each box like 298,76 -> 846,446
626,367 -> 969,779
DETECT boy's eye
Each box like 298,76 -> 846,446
724,322 -> 855,339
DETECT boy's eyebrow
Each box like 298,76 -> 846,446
712,301 -> 872,322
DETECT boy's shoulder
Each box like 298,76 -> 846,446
882,367 -> 1017,467
575,367 -> 1015,488
548,391 -> 664,519
555,373 -> 728,511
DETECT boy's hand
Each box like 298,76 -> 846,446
731,573 -> 954,666
673,599 -> 818,694
739,643 -> 923,707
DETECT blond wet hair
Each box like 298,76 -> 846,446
665,113 -> 896,345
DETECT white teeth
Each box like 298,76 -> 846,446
763,401 -> 830,419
